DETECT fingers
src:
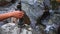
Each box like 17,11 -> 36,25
19,14 -> 24,18
13,10 -> 24,18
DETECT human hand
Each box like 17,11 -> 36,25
11,10 -> 24,19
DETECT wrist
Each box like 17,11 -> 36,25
7,12 -> 13,17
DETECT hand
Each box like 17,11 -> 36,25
11,11 -> 24,18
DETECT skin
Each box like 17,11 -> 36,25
0,11 -> 24,21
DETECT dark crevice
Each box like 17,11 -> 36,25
36,5 -> 50,27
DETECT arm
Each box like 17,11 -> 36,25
0,11 -> 24,21
0,12 -> 12,21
